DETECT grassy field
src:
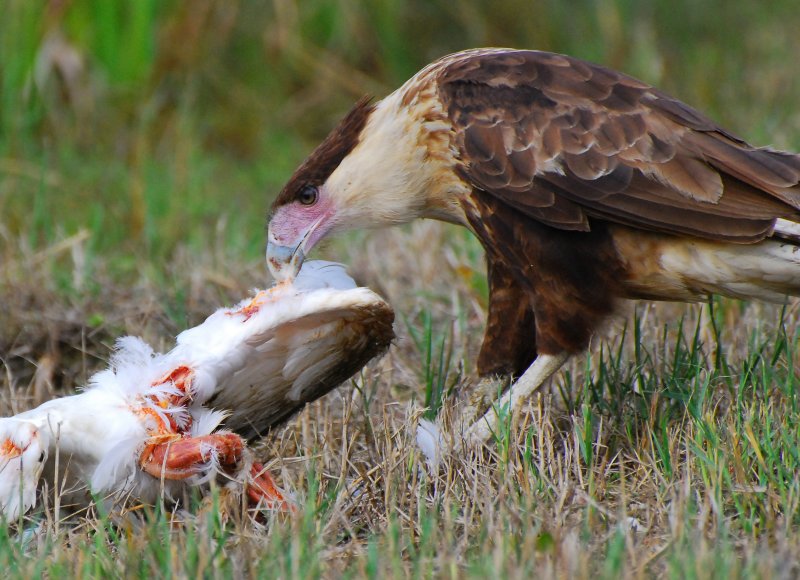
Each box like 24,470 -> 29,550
2,0 -> 800,577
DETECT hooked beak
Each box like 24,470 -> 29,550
266,240 -> 305,281
266,213 -> 329,281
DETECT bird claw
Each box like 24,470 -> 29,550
139,432 -> 244,480
139,433 -> 295,513
246,462 -> 296,513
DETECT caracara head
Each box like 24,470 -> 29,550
266,89 -> 455,281
266,97 -> 377,281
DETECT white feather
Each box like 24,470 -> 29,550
90,435 -> 144,493
0,260 -> 393,518
659,239 -> 800,301
416,419 -> 443,472
190,408 -> 229,437
775,218 -> 800,241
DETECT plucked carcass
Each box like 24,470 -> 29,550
0,261 -> 393,520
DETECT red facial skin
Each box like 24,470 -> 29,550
269,186 -> 336,248
267,186 -> 337,280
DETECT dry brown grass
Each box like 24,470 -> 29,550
2,221 -> 799,578
3,2 -> 800,574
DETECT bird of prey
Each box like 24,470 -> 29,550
266,48 -> 800,443
0,262 -> 393,520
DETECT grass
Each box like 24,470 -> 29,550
2,0 -> 800,577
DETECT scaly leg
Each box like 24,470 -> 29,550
465,352 -> 569,444
139,433 -> 294,511
139,433 -> 244,480
247,462 -> 295,512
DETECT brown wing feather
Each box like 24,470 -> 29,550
437,50 -> 800,242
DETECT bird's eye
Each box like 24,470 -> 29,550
297,185 -> 318,206
38,452 -> 45,462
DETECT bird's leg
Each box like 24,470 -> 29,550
465,352 -> 569,444
477,256 -> 538,378
460,374 -> 512,427
139,433 -> 294,511
139,433 -> 244,480
247,462 -> 295,512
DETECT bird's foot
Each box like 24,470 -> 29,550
464,352 -> 569,445
138,432 -> 295,513
139,432 -> 244,481
460,375 -> 512,426
415,356 -> 568,469
415,375 -> 510,470
246,462 -> 296,513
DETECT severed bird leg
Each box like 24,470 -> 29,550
247,461 -> 296,512
464,352 -> 569,444
139,433 -> 244,480
139,432 -> 294,512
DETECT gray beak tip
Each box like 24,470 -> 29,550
266,241 -> 305,281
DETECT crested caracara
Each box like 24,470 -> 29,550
266,48 -> 800,443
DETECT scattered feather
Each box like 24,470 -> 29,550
416,418 -> 443,471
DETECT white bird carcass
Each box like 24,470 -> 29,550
0,261 -> 394,520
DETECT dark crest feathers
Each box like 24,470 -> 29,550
273,96 -> 375,208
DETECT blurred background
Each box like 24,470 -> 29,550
3,3 -> 800,572
2,0 -> 800,390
